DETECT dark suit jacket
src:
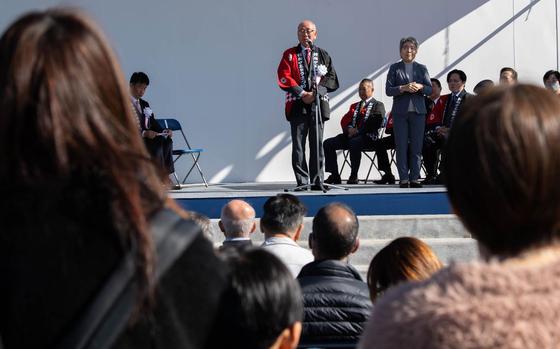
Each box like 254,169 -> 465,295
442,90 -> 473,128
219,239 -> 253,252
137,98 -> 164,133
386,61 -> 432,114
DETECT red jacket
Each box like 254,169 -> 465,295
385,95 -> 448,134
277,46 -> 339,121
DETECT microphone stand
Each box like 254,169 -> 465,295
285,42 -> 346,193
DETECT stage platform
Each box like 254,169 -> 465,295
169,182 -> 450,219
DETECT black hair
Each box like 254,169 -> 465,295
430,78 -> 441,89
447,69 -> 467,83
500,67 -> 518,80
129,71 -> 150,85
260,194 -> 307,234
312,202 -> 358,259
221,248 -> 303,349
473,79 -> 494,94
543,70 -> 560,83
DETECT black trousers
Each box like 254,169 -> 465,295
324,133 -> 394,177
422,133 -> 445,178
290,113 -> 324,186
145,136 -> 174,174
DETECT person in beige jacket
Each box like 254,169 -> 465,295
359,84 -> 560,349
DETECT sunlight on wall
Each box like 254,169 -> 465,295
209,164 -> 234,184
255,132 -> 287,160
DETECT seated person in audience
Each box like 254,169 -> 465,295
0,9 -> 239,348
499,66 -> 518,85
324,78 -> 386,184
422,69 -> 473,185
543,70 -> 560,95
218,199 -> 256,251
260,194 -> 313,277
359,84 -> 560,349
297,203 -> 372,346
219,249 -> 303,349
366,237 -> 443,303
473,79 -> 494,94
129,71 -> 175,176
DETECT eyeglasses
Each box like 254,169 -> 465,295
298,29 -> 315,35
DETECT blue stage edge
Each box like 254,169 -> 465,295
171,185 -> 451,219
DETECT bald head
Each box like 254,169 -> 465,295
311,203 -> 359,260
297,20 -> 317,48
219,200 -> 256,238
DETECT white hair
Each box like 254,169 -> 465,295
221,217 -> 255,237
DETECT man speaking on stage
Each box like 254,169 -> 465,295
277,20 -> 339,190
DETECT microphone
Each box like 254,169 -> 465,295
306,39 -> 314,49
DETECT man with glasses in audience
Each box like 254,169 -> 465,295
277,20 -> 339,190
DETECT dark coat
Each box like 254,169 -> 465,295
297,260 -> 372,345
0,183 -> 233,349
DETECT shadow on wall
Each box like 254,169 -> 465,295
5,0 -> 525,183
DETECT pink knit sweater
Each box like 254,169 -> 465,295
358,255 -> 560,348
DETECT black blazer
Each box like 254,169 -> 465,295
442,90 -> 473,128
218,239 -> 253,252
138,98 -> 163,133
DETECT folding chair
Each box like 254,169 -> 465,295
157,118 -> 208,187
338,114 -> 388,183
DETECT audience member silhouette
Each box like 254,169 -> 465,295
0,9 -> 236,349
359,84 -> 560,348
366,237 -> 443,303
297,203 -> 372,346
219,249 -> 304,349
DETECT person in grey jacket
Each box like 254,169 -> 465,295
297,203 -> 372,347
385,37 -> 432,188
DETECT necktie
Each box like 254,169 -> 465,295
360,100 -> 366,111
305,48 -> 311,65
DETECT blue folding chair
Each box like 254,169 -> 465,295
157,118 -> 208,187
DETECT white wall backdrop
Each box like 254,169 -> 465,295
2,0 -> 558,183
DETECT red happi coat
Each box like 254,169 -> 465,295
426,94 -> 448,126
277,45 -> 339,121
340,102 -> 367,130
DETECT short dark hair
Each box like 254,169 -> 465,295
430,78 -> 442,89
473,79 -> 494,95
543,70 -> 560,83
260,194 -> 307,234
360,78 -> 374,87
311,202 -> 358,259
222,248 -> 303,349
399,36 -> 419,50
500,67 -> 518,80
447,69 -> 467,83
443,84 -> 560,257
129,71 -> 150,85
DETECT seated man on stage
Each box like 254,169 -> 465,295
129,72 -> 175,177
422,78 -> 448,184
422,70 -> 472,185
324,79 -> 386,184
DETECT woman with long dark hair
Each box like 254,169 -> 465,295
0,9 -> 230,348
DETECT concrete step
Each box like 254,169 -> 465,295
349,237 -> 479,266
207,214 -> 469,243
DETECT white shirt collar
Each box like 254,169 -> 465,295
225,237 -> 251,242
